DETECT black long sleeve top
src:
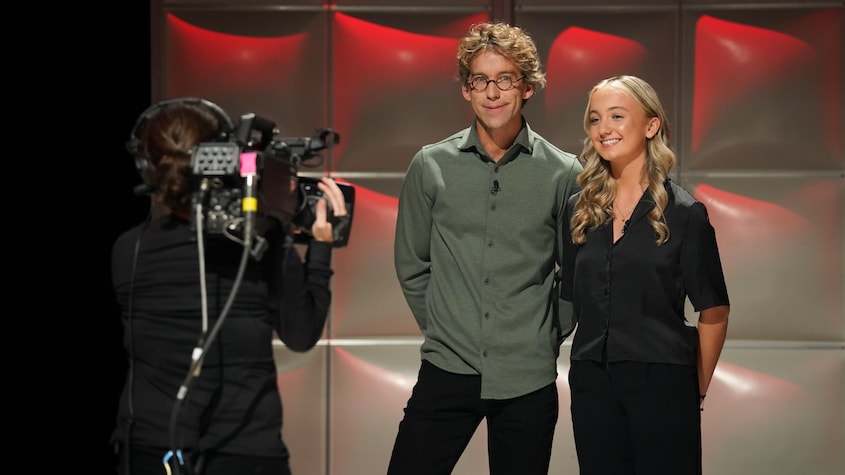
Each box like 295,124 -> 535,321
110,214 -> 333,457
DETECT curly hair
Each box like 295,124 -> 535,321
570,75 -> 675,245
457,22 -> 546,97
141,103 -> 222,214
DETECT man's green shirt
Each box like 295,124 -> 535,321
394,120 -> 582,399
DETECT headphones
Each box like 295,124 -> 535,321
126,97 -> 235,194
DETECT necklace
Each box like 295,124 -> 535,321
614,182 -> 647,234
614,201 -> 637,234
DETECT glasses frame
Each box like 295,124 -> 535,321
467,75 -> 527,92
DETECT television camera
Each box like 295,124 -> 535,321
190,112 -> 354,251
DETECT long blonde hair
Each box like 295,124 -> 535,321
570,75 -> 675,245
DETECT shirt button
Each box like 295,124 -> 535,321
484,312 -> 490,319
487,241 -> 494,248
484,278 -> 490,285
490,203 -> 496,211
483,350 -> 488,357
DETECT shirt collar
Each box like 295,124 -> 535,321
458,117 -> 534,161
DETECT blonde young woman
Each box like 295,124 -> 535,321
562,75 -> 730,475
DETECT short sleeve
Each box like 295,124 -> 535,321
681,202 -> 730,311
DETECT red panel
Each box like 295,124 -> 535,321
693,182 -> 843,336
331,13 -> 486,170
784,10 -> 843,156
164,13 -> 325,135
167,14 -> 307,95
692,15 -> 817,155
693,183 -> 809,272
545,27 -> 647,114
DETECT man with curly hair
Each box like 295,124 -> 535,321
388,22 -> 582,475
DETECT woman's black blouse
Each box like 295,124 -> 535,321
564,179 -> 729,366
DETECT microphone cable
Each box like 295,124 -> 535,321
165,153 -> 259,475
122,201 -> 154,475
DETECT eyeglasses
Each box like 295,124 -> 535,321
468,75 -> 526,92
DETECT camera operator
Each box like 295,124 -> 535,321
111,99 -> 347,475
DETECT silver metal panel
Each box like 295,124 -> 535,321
274,343 -> 329,475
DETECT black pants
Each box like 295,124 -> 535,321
569,360 -> 702,475
387,360 -> 559,475
115,445 -> 291,475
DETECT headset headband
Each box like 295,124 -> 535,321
126,97 -> 235,156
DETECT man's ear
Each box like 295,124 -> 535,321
522,82 -> 536,101
462,83 -> 474,101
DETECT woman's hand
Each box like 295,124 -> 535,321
310,177 -> 349,243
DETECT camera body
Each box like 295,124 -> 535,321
291,176 -> 355,247
189,113 -> 354,248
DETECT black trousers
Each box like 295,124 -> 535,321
569,360 -> 702,475
387,359 -> 559,475
115,445 -> 291,475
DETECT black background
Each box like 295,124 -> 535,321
44,3 -> 151,473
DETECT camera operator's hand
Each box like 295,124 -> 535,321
310,177 -> 349,243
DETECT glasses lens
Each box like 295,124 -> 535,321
497,77 -> 513,90
470,77 -> 487,91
